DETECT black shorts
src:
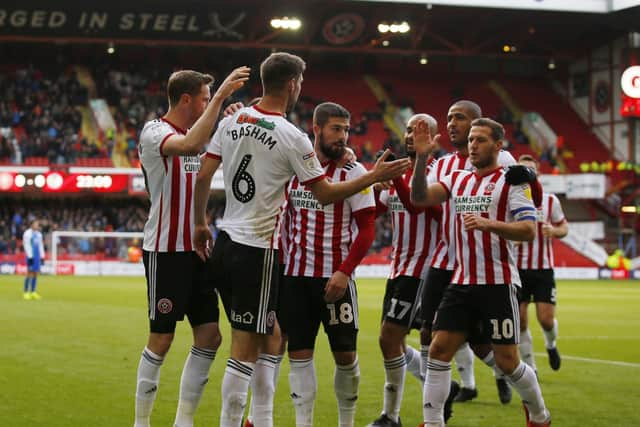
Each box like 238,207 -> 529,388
433,284 -> 521,345
143,250 -> 219,334
518,269 -> 557,305
382,275 -> 424,330
421,267 -> 454,329
281,275 -> 359,353
210,231 -> 279,335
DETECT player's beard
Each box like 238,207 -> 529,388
470,153 -> 492,169
318,132 -> 345,161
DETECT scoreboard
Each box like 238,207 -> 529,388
0,167 -> 141,194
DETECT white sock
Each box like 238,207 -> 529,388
174,346 -> 216,427
334,358 -> 360,427
248,355 -> 283,424
250,354 -> 280,427
135,347 -> 164,427
422,358 -> 451,424
420,344 -> 430,378
542,319 -> 558,350
453,342 -> 475,390
507,362 -> 550,423
220,358 -> 254,427
404,345 -> 423,382
289,358 -> 316,427
382,355 -> 406,423
519,328 -> 537,370
482,350 -> 505,379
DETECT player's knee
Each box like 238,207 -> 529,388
539,316 -> 554,331
148,333 -> 174,356
494,350 -> 520,374
333,351 -> 356,366
427,340 -> 449,360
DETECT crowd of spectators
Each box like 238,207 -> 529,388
0,64 -> 110,165
0,196 -> 395,262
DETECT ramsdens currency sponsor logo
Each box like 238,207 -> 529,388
454,195 -> 492,213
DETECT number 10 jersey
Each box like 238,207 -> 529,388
206,105 -> 325,249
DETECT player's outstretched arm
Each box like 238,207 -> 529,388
162,66 -> 250,157
410,119 -> 444,206
308,149 -> 410,205
193,155 -> 222,260
463,215 -> 536,242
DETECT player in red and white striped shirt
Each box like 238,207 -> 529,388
515,155 -> 568,374
280,102 -> 376,427
411,118 -> 551,427
415,101 -> 516,407
135,66 -> 250,427
366,114 -> 442,427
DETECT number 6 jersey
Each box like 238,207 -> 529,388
206,105 -> 325,249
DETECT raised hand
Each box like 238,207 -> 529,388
223,102 -> 245,117
413,119 -> 440,156
215,66 -> 251,99
371,149 -> 410,182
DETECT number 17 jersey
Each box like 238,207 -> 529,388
206,105 -> 325,249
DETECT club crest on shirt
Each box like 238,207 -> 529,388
484,183 -> 495,194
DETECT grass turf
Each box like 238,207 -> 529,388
1,276 -> 639,426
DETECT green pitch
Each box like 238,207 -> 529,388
1,276 -> 639,426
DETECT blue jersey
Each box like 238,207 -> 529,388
23,228 -> 45,267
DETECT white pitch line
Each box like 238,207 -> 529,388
534,352 -> 640,368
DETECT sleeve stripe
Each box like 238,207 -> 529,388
511,206 -> 535,215
159,132 -> 176,156
300,174 -> 325,186
517,216 -> 537,222
205,153 -> 221,160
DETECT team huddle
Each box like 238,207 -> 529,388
134,52 -> 567,427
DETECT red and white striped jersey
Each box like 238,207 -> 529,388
516,193 -> 566,269
207,105 -> 325,249
283,161 -> 375,278
428,150 -> 516,270
139,118 -> 200,252
378,171 -> 440,279
439,167 -> 536,286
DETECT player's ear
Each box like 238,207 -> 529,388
180,93 -> 191,105
312,123 -> 321,137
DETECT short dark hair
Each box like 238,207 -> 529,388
260,52 -> 306,94
313,102 -> 350,127
167,70 -> 213,107
471,118 -> 505,141
452,100 -> 482,119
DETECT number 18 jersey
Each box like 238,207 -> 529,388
206,105 -> 325,249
